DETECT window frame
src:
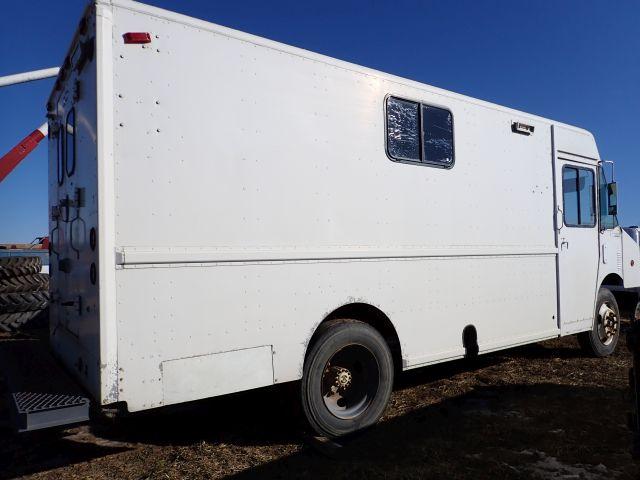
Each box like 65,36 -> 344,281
384,94 -> 455,169
597,166 -> 618,230
65,108 -> 76,177
56,126 -> 64,186
562,165 -> 596,228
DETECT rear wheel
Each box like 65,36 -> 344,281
301,319 -> 394,438
578,287 -> 620,357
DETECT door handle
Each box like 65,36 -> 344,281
561,238 -> 569,250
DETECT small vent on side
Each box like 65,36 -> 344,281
617,251 -> 623,272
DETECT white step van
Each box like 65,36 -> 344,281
43,0 -> 640,437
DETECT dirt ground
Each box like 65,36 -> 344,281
1,329 -> 639,480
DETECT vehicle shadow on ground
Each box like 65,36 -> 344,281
0,339 -> 636,479
0,429 -> 130,479
223,381 -> 636,480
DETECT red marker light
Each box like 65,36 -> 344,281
123,32 -> 152,44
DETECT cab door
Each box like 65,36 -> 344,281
597,167 -> 622,280
557,160 -> 599,335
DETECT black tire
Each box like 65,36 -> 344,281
578,287 -> 620,357
0,291 -> 50,314
0,273 -> 49,294
301,319 -> 394,438
0,256 -> 42,279
0,310 -> 42,332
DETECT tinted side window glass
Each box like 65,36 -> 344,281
65,109 -> 76,177
579,168 -> 595,226
563,167 -> 579,226
598,169 -> 618,229
562,166 -> 595,227
422,105 -> 454,166
386,97 -> 420,162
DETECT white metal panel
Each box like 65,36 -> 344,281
623,228 -> 640,288
95,2 -> 120,405
115,254 -> 558,411
109,0 -> 593,141
599,227 -> 622,282
555,126 -> 600,162
162,346 -> 274,406
111,6 -> 556,260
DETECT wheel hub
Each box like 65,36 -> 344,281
320,344 -> 379,420
599,302 -> 618,343
332,366 -> 352,390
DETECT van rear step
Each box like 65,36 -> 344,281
0,338 -> 89,432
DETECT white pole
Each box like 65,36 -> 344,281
0,67 -> 60,88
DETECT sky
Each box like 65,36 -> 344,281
0,0 -> 638,242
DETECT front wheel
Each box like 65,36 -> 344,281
301,319 -> 394,438
578,287 -> 620,357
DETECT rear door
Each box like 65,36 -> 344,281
48,27 -> 99,342
556,159 -> 599,334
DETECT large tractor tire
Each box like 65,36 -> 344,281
0,256 -> 49,333
0,310 -> 46,333
0,256 -> 42,279
0,273 -> 49,294
0,291 -> 50,314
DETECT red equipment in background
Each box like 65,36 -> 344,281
0,67 -> 59,247
0,123 -> 48,183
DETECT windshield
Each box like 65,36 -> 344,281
598,168 -> 618,229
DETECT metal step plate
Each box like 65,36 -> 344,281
0,337 -> 89,432
11,391 -> 88,432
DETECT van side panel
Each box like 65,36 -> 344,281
109,5 -> 559,411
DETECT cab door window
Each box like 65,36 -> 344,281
562,166 -> 595,227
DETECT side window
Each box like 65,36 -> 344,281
65,108 -> 76,177
422,105 -> 454,166
598,169 -> 618,229
56,127 -> 64,185
386,96 -> 454,168
386,97 -> 420,162
562,166 -> 595,227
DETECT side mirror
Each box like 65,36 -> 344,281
608,182 -> 618,216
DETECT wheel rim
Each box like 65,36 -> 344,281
321,344 -> 380,420
597,302 -> 619,346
